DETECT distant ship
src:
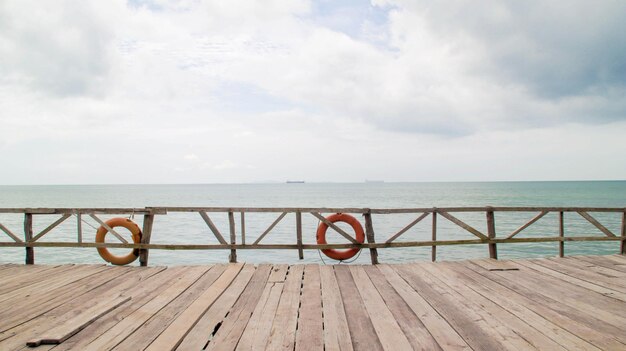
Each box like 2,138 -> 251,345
365,180 -> 384,183
286,180 -> 305,183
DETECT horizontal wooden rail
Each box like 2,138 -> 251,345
0,235 -> 621,250
0,206 -> 624,265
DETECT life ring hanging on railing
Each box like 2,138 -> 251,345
95,217 -> 142,265
316,213 -> 365,260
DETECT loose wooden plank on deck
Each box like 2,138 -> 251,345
471,258 -> 519,271
26,295 -> 131,347
82,265 -> 212,351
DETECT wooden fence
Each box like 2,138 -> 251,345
0,207 -> 624,265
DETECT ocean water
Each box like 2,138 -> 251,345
0,181 -> 624,266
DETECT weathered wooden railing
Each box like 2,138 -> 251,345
0,207 -> 624,265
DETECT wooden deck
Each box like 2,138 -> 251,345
1,255 -> 626,350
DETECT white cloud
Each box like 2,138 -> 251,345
0,0 -> 624,184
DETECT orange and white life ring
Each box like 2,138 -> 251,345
316,213 -> 365,260
95,218 -> 142,265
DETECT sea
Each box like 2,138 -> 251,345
0,181 -> 624,266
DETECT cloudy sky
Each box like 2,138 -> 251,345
1,0 -> 624,184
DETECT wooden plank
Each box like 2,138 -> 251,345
402,263 -> 537,350
0,264 -> 104,304
310,212 -> 359,244
199,211 -> 228,244
295,265 -> 323,351
235,275 -> 285,350
26,295 -> 130,347
206,265 -> 272,351
385,212 -> 428,243
81,266 -> 211,351
177,264 -> 256,350
483,261 -> 626,324
563,256 -> 626,279
468,261 -> 626,342
318,265 -> 353,351
462,260 -> 626,349
265,265 -> 304,351
349,266 -> 412,350
31,214 -> 72,242
363,265 -> 440,351
114,265 -> 228,351
143,264 -> 244,351
268,264 -> 288,283
516,259 -> 626,302
418,262 -> 567,351
0,266 -> 135,350
541,257 -> 626,289
576,255 -> 626,274
36,267 -> 182,351
376,265 -> 470,351
252,212 -> 287,245
393,264 -> 510,351
0,265 -> 76,295
506,210 -> 549,239
443,262 -> 604,351
0,266 -> 113,331
437,211 -> 488,240
471,258 -> 519,271
334,265 -> 382,351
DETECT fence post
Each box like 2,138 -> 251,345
228,211 -> 237,263
431,210 -> 437,262
140,212 -> 155,266
364,210 -> 378,264
619,209 -> 626,255
296,212 -> 304,259
486,208 -> 497,259
24,213 -> 34,264
559,211 -> 565,257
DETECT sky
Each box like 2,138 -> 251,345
0,0 -> 625,184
